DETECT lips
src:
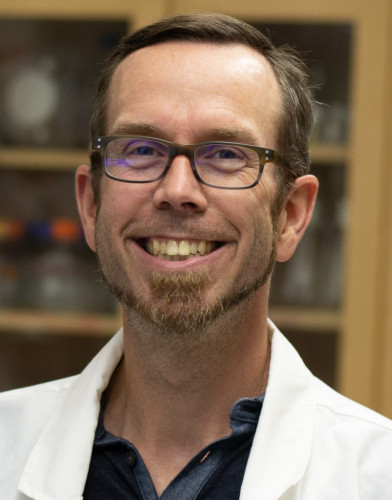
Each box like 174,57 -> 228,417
144,238 -> 217,261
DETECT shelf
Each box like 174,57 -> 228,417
0,309 -> 120,336
269,305 -> 341,332
0,143 -> 348,171
0,147 -> 88,171
310,143 -> 349,164
0,306 -> 340,337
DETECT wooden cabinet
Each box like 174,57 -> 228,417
0,1 -> 161,389
1,0 -> 391,417
167,0 -> 392,416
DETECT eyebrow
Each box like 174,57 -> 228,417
200,127 -> 260,145
111,122 -> 161,137
110,122 -> 260,146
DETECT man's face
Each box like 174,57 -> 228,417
91,41 -> 284,334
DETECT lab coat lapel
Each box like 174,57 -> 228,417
240,325 -> 317,499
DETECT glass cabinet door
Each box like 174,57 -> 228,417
0,16 -> 128,389
250,22 -> 352,387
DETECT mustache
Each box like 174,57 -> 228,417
119,215 -> 239,241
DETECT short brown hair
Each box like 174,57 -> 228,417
89,13 -> 313,206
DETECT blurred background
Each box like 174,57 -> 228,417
0,0 -> 392,418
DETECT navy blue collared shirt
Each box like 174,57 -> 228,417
83,394 -> 264,499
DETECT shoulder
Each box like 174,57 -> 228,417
0,376 -> 77,413
270,323 -> 392,435
314,377 -> 392,433
309,378 -> 392,497
0,377 -> 78,498
0,377 -> 77,457
258,323 -> 392,498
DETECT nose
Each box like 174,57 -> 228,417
152,155 -> 208,214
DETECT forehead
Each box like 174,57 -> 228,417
107,41 -> 282,144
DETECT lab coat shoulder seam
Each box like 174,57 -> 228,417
315,399 -> 392,432
0,375 -> 78,402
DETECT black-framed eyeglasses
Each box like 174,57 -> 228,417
91,135 -> 297,190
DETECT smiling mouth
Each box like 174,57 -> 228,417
142,238 -> 219,261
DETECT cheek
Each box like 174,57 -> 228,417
99,182 -> 151,226
94,192 -> 127,259
234,183 -> 275,236
247,189 -> 278,255
225,195 -> 274,260
253,209 -> 276,252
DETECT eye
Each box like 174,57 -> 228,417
198,144 -> 249,171
124,140 -> 166,158
217,149 -> 240,159
132,145 -> 156,156
206,145 -> 246,161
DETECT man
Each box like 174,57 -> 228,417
1,13 -> 392,500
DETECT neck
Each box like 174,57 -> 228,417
103,291 -> 270,494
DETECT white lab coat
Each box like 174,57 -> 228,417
1,321 -> 392,500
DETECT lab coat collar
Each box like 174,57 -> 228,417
18,329 -> 124,500
240,321 -> 317,499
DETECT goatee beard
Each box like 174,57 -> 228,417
134,270 -> 223,335
99,245 -> 276,337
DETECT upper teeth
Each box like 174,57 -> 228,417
146,239 -> 214,259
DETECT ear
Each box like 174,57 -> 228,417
75,164 -> 97,252
276,175 -> 318,262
